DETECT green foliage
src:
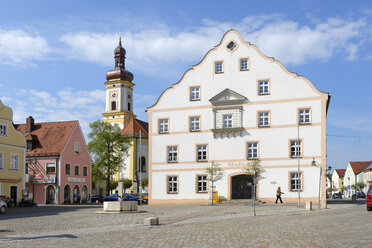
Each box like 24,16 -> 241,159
205,161 -> 224,205
141,178 -> 148,189
327,187 -> 337,193
243,159 -> 265,180
119,178 -> 133,191
352,182 -> 365,190
205,161 -> 224,184
88,120 -> 130,194
109,180 -> 118,191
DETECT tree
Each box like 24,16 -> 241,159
88,120 -> 130,195
205,161 -> 224,205
243,159 -> 265,180
141,178 -> 148,190
119,178 -> 133,192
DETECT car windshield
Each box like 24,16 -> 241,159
368,187 -> 372,193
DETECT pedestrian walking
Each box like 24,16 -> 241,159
275,186 -> 284,204
76,192 -> 81,205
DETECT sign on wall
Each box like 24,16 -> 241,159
33,177 -> 55,183
67,177 -> 85,183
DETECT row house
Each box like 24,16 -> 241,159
343,161 -> 372,198
0,100 -> 26,205
148,30 -> 330,205
15,117 -> 91,204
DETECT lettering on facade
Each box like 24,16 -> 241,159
67,177 -> 85,183
33,177 -> 55,183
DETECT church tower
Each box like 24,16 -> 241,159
102,37 -> 136,129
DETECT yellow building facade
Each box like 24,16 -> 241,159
0,100 -> 26,205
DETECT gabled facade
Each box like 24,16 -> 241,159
343,161 -> 372,198
363,164 -> 372,193
0,100 -> 26,205
15,117 -> 91,204
148,30 -> 330,205
332,169 -> 345,194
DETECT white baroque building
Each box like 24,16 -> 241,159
147,30 -> 330,205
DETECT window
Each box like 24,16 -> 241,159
74,142 -> 80,153
197,145 -> 207,162
128,102 -> 131,111
190,117 -> 200,132
158,119 -> 169,133
190,87 -> 200,101
197,175 -> 208,193
223,115 -> 233,128
299,109 -> 311,124
167,176 -> 178,194
227,41 -> 236,51
290,172 -> 302,191
46,163 -> 56,174
83,166 -> 88,176
140,156 -> 146,172
258,111 -> 270,127
10,154 -> 18,170
290,140 -> 302,158
258,80 -> 270,95
26,140 -> 32,152
240,58 -> 249,71
167,146 -> 178,163
25,163 -> 28,174
247,142 -> 258,159
215,61 -> 223,73
75,165 -> 79,175
0,152 -> 3,169
0,124 -> 7,137
65,164 -> 70,175
111,101 -> 117,111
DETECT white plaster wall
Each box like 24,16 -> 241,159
149,30 -> 326,202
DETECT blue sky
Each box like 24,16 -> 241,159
0,0 -> 371,170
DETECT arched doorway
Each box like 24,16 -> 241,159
81,185 -> 88,204
64,185 -> 71,204
231,174 -> 253,199
73,185 -> 80,204
46,185 -> 55,204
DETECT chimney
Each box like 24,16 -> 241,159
26,116 -> 34,133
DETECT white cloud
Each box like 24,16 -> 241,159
59,15 -> 367,73
0,29 -> 50,65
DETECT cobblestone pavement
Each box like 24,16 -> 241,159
0,200 -> 371,248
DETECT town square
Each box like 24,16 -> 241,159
0,0 -> 372,247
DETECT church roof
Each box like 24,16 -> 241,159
349,161 -> 372,175
14,119 -> 78,157
121,118 -> 148,138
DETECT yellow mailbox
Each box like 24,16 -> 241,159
212,190 -> 218,203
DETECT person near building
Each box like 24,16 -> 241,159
275,187 -> 284,204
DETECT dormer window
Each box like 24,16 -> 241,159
209,88 -> 246,137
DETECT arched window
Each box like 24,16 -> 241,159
128,102 -> 131,111
64,184 -> 71,204
111,101 -> 117,111
139,156 -> 146,172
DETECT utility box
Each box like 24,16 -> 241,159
212,190 -> 218,203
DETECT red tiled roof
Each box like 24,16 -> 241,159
14,120 -> 77,157
335,169 -> 346,178
120,118 -> 148,138
349,161 -> 372,175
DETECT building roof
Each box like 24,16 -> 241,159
120,118 -> 148,138
349,161 -> 372,175
14,120 -> 78,157
335,169 -> 346,178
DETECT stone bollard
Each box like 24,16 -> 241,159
306,201 -> 312,211
144,217 -> 159,226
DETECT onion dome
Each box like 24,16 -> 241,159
106,37 -> 134,82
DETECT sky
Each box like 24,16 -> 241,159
0,0 -> 371,171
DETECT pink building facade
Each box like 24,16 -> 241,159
16,117 -> 91,204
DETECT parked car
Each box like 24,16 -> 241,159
132,193 -> 148,204
356,191 -> 366,199
332,193 -> 340,199
103,193 -> 140,204
366,187 -> 372,211
0,200 -> 7,214
90,195 -> 104,203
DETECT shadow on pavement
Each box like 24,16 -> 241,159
327,199 -> 366,205
0,205 -> 102,221
0,234 -> 78,241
